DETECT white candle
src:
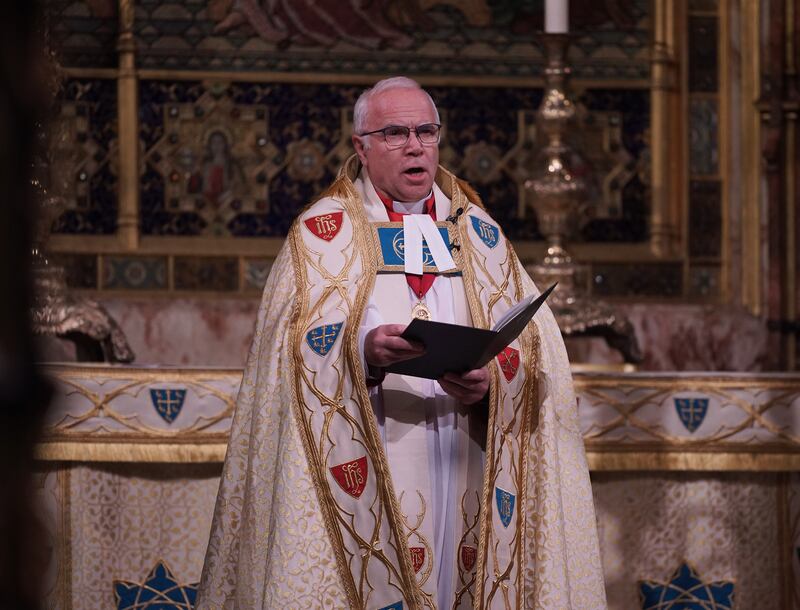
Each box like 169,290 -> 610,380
545,0 -> 569,33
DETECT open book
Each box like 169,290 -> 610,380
387,283 -> 556,380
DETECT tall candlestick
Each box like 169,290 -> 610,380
545,0 -> 568,33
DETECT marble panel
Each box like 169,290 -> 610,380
71,297 -> 771,371
97,297 -> 259,366
565,304 -> 769,371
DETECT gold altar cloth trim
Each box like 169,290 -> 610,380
586,450 -> 800,471
35,441 -> 227,463
33,441 -> 800,470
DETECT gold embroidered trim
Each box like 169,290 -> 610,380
34,442 -> 227,463
286,222 -> 362,609
287,156 -> 422,609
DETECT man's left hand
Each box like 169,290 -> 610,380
439,367 -> 490,405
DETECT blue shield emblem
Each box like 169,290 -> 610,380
470,215 -> 499,248
495,486 -> 516,528
306,323 -> 343,356
674,397 -> 708,433
149,389 -> 186,424
378,603 -> 403,610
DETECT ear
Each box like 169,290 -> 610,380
352,134 -> 369,166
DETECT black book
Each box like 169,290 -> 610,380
387,283 -> 557,380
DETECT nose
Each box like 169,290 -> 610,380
404,131 -> 424,155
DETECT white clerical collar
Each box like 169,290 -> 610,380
391,190 -> 433,215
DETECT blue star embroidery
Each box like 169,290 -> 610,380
114,561 -> 198,610
639,562 -> 734,609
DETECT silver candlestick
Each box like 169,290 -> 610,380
525,33 -> 642,364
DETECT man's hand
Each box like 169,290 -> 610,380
365,324 -> 425,368
439,367 -> 490,405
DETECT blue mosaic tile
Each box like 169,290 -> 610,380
51,79 -> 118,235
688,16 -> 719,92
174,256 -> 238,291
243,258 -> 273,292
689,180 -> 721,258
45,1 -> 118,68
690,99 -> 719,175
102,256 -> 167,290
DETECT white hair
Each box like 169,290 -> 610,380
353,77 -> 440,149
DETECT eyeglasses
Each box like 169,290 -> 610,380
357,123 -> 441,148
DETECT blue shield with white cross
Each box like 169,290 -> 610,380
470,215 -> 499,248
495,486 -> 516,528
149,389 -> 186,424
306,323 -> 344,356
674,397 -> 708,433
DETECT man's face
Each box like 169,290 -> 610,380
352,88 -> 439,203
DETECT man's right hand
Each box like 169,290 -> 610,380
364,324 -> 425,368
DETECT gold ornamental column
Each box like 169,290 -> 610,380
650,0 -> 678,256
117,0 -> 139,250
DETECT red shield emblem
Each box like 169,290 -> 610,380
409,546 -> 425,573
460,545 -> 477,572
329,456 -> 368,498
497,346 -> 520,382
304,212 -> 344,242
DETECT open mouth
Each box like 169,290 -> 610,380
404,167 -> 425,175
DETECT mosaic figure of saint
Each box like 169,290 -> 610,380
187,130 -> 245,207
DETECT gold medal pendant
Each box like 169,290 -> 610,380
411,301 -> 432,321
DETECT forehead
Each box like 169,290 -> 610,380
367,88 -> 437,127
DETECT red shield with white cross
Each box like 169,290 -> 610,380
409,547 -> 426,573
460,545 -> 477,572
329,456 -> 368,499
304,212 -> 344,241
497,346 -> 520,382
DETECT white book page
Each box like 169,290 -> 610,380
491,293 -> 538,333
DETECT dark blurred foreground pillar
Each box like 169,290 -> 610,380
0,2 -> 53,609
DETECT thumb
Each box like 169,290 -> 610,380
383,323 -> 409,337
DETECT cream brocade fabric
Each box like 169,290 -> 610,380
197,159 -> 606,609
198,244 -> 348,607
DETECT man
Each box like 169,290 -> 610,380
197,77 -> 606,609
